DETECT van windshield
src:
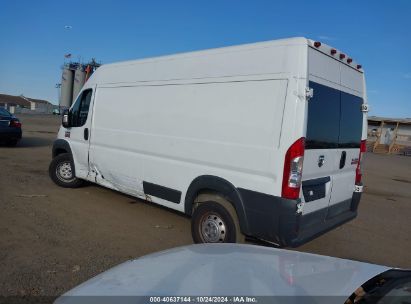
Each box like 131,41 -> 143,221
306,81 -> 363,149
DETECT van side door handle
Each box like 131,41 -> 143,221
84,128 -> 89,141
339,151 -> 346,169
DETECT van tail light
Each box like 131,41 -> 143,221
282,138 -> 305,200
355,140 -> 367,184
9,119 -> 22,128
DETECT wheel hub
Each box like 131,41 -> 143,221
57,161 -> 73,181
201,213 -> 226,243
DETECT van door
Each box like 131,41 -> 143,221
300,81 -> 340,226
66,88 -> 94,179
326,90 -> 363,218
87,86 -> 145,198
302,81 -> 364,223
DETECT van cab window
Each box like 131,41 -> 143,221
70,89 -> 93,127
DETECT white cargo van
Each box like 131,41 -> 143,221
49,37 -> 368,246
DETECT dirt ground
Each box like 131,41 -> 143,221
1,114 -> 410,301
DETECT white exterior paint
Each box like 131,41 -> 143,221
56,37 -> 367,237
304,45 -> 367,216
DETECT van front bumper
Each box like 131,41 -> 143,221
238,188 -> 361,247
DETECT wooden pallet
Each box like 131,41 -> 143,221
373,144 -> 389,154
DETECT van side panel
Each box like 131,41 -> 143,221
89,79 -> 288,211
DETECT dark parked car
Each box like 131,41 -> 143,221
0,108 -> 22,146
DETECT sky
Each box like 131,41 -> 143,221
0,0 -> 410,117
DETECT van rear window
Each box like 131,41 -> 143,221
306,82 -> 363,149
339,91 -> 363,148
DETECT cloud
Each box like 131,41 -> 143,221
404,73 -> 411,79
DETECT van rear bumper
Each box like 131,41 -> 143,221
238,188 -> 361,247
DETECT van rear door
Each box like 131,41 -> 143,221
326,65 -> 364,218
302,81 -> 364,222
300,81 -> 340,224
301,48 -> 365,225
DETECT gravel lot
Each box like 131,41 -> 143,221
1,114 -> 410,301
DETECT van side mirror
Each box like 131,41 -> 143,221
62,109 -> 71,128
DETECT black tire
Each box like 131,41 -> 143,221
191,201 -> 241,244
49,153 -> 83,188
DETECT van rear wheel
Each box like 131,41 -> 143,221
49,153 -> 83,188
191,195 -> 245,244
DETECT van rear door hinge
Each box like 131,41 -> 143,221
305,87 -> 314,100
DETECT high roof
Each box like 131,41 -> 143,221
87,37 -> 363,88
307,39 -> 363,72
86,37 -> 311,86
96,36 -> 361,71
102,37 -> 309,69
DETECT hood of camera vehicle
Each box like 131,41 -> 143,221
55,244 -> 389,302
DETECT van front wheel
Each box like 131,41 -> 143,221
191,200 -> 244,244
49,153 -> 83,188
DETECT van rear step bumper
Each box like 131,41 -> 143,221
238,189 -> 361,247
289,210 -> 357,247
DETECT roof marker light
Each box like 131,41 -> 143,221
339,53 -> 346,60
347,58 -> 353,63
330,49 -> 337,55
357,64 -> 362,69
314,41 -> 321,48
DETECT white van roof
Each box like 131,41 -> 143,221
103,37 -> 309,68
86,37 -> 362,87
86,37 -> 309,86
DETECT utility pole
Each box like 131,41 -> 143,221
55,83 -> 62,112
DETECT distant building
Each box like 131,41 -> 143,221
0,94 -> 30,112
368,116 -> 411,155
0,93 -> 57,114
21,96 -> 56,113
